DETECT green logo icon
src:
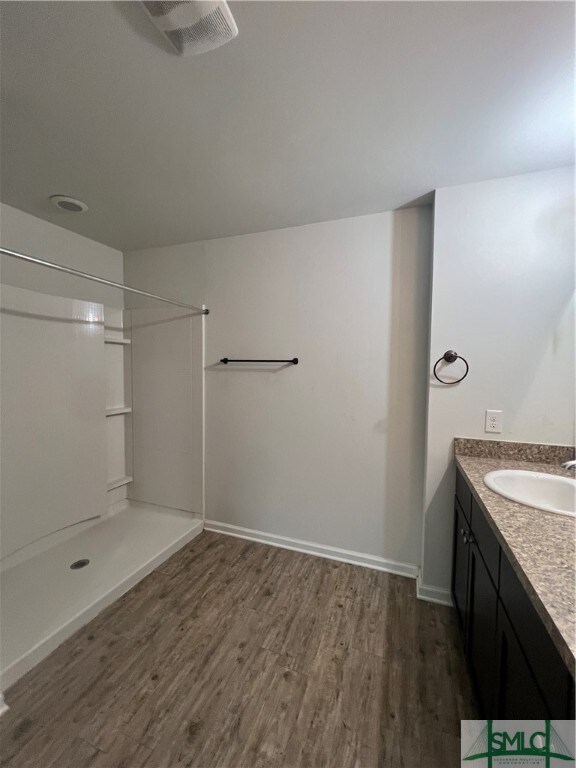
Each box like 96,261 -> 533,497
464,721 -> 574,766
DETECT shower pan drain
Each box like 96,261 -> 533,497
70,559 -> 90,570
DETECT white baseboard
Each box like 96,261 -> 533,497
416,573 -> 453,606
204,519 -> 418,578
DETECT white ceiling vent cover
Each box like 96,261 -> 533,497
142,1 -> 238,56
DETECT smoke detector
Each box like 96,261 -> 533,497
50,195 -> 88,213
142,1 -> 238,56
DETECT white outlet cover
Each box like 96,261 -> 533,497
485,409 -> 503,434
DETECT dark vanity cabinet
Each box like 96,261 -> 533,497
452,477 -> 498,716
451,467 -> 575,718
466,539 -> 498,716
452,500 -> 469,631
494,605 -> 549,718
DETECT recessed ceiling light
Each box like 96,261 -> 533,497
50,195 -> 88,213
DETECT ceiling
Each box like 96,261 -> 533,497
0,1 -> 573,251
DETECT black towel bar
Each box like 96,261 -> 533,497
220,358 -> 298,365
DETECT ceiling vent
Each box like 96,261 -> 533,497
142,1 -> 238,56
50,195 -> 88,213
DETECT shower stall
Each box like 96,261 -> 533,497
0,247 -> 207,694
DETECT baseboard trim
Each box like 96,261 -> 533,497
416,574 -> 453,606
204,519 -> 418,578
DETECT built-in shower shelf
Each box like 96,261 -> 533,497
104,336 -> 131,345
107,475 -> 133,491
106,406 -> 132,416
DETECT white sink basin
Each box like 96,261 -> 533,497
484,470 -> 576,518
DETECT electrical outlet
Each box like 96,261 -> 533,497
485,409 -> 503,434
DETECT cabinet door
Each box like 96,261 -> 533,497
495,605 -> 549,718
466,543 -> 498,716
499,552 -> 574,718
451,501 -> 470,636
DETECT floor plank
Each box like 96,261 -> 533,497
1,531 -> 475,767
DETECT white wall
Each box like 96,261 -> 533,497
0,203 -> 123,304
125,208 -> 432,569
421,166 -> 575,599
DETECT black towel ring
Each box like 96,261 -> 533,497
433,350 -> 469,384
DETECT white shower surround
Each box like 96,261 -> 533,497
0,285 -> 107,557
0,298 -> 205,690
0,207 -> 206,695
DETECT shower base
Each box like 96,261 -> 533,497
0,501 -> 202,692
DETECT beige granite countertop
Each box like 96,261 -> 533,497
455,454 -> 575,676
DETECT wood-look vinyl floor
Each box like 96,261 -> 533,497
0,532 -> 476,768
